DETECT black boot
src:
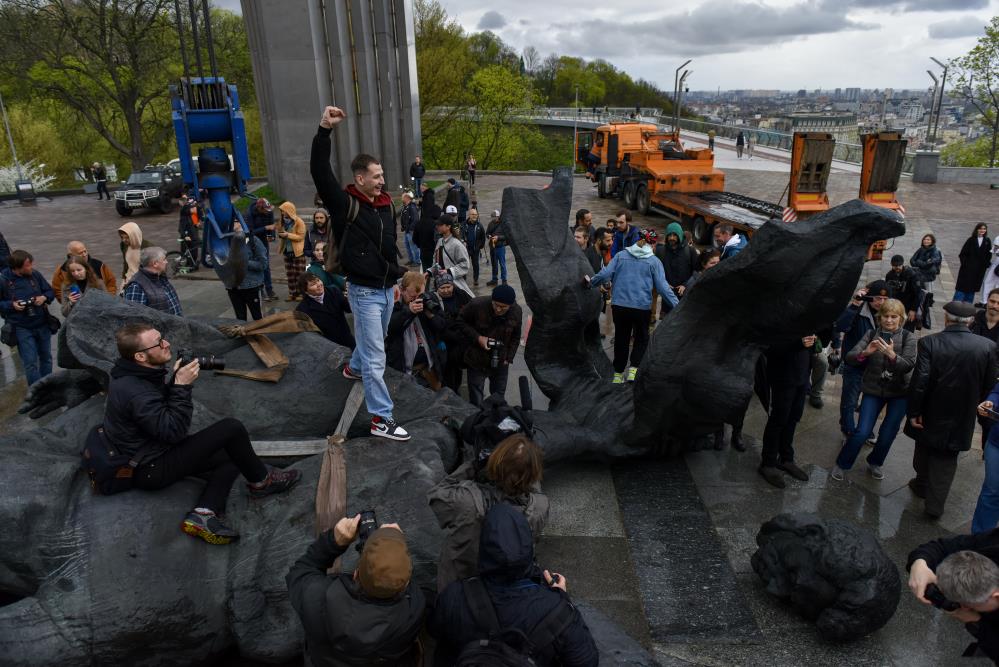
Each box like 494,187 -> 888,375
731,427 -> 746,452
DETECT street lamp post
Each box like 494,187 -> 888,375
673,59 -> 692,133
930,56 -> 949,146
0,89 -> 23,180
572,84 -> 579,169
926,70 -> 939,149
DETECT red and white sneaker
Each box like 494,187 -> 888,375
370,416 -> 410,441
342,365 -> 362,381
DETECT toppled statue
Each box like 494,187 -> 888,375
751,513 -> 901,641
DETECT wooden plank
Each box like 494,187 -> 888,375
252,439 -> 327,457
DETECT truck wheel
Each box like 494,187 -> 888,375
693,216 -> 713,245
636,184 -> 651,216
115,202 -> 133,217
623,181 -> 637,210
597,174 -> 607,198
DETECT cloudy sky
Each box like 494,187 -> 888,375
215,0 -> 995,91
438,0 -> 996,90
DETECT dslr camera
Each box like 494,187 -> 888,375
924,583 -> 961,612
15,299 -> 36,317
486,338 -> 504,369
179,353 -> 226,371
355,509 -> 378,553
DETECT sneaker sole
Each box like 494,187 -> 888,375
342,369 -> 362,381
181,520 -> 237,545
371,429 -> 411,441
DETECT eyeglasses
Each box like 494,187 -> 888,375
136,337 -> 167,354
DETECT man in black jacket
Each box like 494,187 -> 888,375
409,155 -> 425,193
287,515 -> 426,666
908,530 -> 999,662
458,285 -> 523,407
886,254 -> 921,332
386,271 -> 446,388
415,185 -> 440,272
296,273 -> 354,349
907,301 -> 999,518
432,271 -> 472,392
311,105 -> 409,442
428,502 -> 598,666
104,323 -> 300,544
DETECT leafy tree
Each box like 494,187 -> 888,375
0,0 -> 181,171
468,65 -> 536,168
940,135 -> 993,167
950,17 -> 999,167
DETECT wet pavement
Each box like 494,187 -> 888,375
1,168 -> 997,665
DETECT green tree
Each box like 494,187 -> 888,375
468,65 -> 536,168
950,17 -> 999,167
0,0 -> 182,171
940,135 -> 993,167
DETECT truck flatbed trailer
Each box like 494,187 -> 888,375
650,191 -> 782,242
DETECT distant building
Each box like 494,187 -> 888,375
844,88 -> 861,103
774,111 -> 859,143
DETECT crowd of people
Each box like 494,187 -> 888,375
6,105 -> 999,663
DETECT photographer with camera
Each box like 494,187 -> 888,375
908,531 -> 999,661
0,249 -> 55,386
311,105 -> 410,441
429,431 -> 549,590
834,280 -> 889,438
103,323 -> 301,544
286,514 -> 426,666
386,271 -> 446,389
429,502 -> 597,666
432,271 -> 472,392
457,284 -> 522,407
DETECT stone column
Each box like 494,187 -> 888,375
912,151 -> 939,184
241,0 -> 422,206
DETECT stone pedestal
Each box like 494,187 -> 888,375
241,0 -> 421,205
912,151 -> 939,184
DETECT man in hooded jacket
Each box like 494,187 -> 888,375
287,515 -> 426,666
428,503 -> 598,666
654,221 -> 699,315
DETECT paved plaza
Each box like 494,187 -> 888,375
1,163 -> 998,664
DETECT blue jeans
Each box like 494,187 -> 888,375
404,231 -> 420,265
15,324 -> 52,386
835,394 -> 907,469
491,246 -> 507,281
973,439 -> 999,533
413,178 -> 423,193
838,365 -> 864,436
347,283 -> 395,420
953,289 -> 976,303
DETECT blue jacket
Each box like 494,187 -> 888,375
214,236 -> 267,290
835,303 -> 877,358
590,245 -> 678,311
0,267 -> 55,329
719,234 -> 747,260
610,225 -> 640,257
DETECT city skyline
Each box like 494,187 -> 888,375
440,0 -> 995,91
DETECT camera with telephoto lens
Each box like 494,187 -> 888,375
15,299 -> 36,318
355,509 -> 378,553
486,338 -> 504,369
179,353 -> 226,371
924,583 -> 961,612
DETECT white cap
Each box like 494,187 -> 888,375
402,191 -> 414,199
445,205 -> 458,214
493,210 -> 501,217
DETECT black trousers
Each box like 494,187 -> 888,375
468,243 -> 480,282
911,442 -> 960,516
611,305 -> 651,373
133,418 -> 268,514
96,181 -> 110,199
467,364 -> 510,407
761,383 -> 807,467
227,287 -> 263,321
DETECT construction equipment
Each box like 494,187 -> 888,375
169,0 -> 253,267
859,132 -> 908,260
787,132 -> 834,219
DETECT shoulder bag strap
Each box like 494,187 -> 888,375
527,597 -> 577,653
461,577 -> 501,636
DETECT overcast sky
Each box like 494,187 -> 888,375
218,0 -> 996,91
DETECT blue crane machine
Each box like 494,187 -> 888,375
170,78 -> 251,267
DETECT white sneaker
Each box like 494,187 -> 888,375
868,465 -> 884,480
370,417 -> 410,441
830,466 -> 845,481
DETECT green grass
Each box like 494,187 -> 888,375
246,183 -> 284,205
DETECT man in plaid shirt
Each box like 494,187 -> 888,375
123,247 -> 182,316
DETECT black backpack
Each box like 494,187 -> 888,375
455,578 -> 575,667
459,396 -> 534,466
80,425 -> 143,495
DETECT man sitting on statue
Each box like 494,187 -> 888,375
103,322 -> 301,544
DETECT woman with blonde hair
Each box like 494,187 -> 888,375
427,433 -> 549,591
60,255 -> 104,316
831,298 -> 917,481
